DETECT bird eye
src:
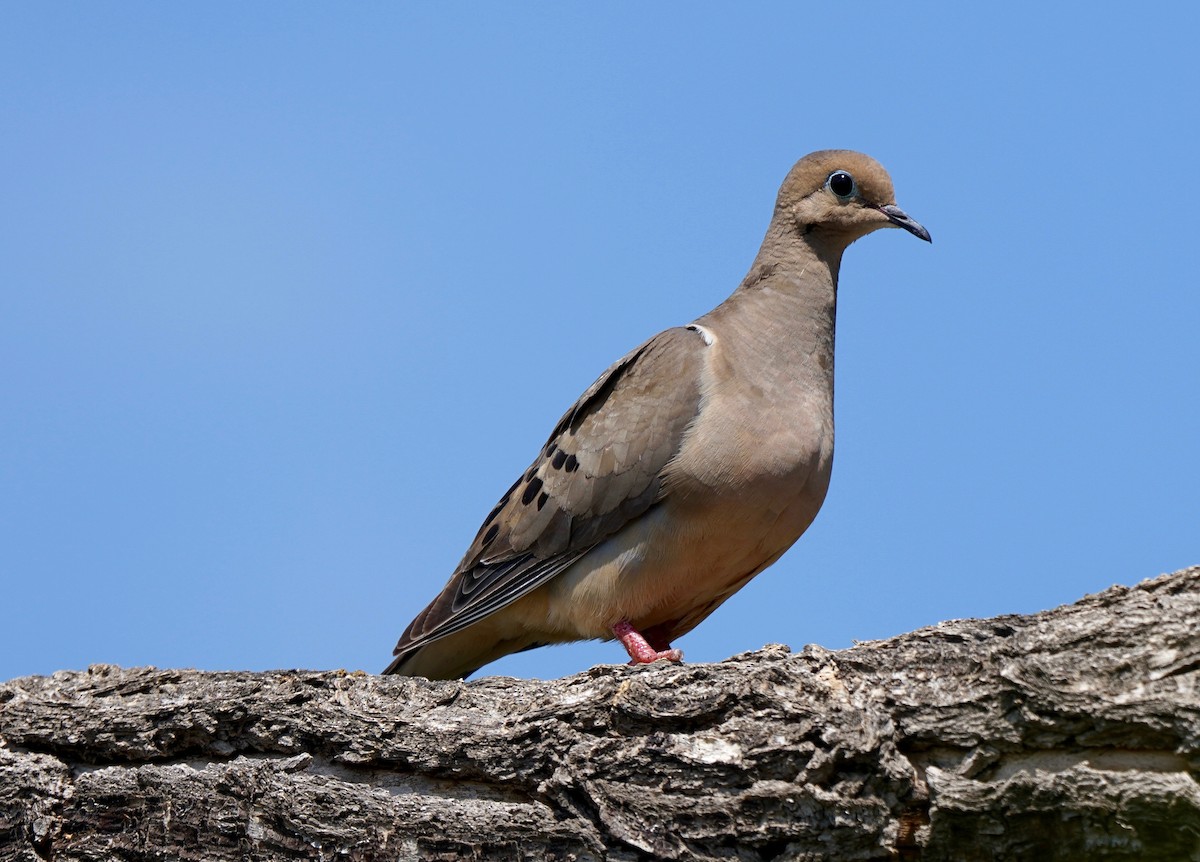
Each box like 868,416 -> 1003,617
827,171 -> 856,199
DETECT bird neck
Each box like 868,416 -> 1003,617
702,222 -> 844,351
747,218 -> 847,292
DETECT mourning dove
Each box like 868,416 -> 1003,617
386,150 -> 930,679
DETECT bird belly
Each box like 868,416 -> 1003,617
540,457 -> 830,642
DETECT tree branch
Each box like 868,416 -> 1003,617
3,567 -> 1198,860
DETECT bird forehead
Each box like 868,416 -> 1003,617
782,149 -> 896,205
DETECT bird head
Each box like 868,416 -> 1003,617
778,150 -> 931,247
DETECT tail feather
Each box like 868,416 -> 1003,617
383,623 -> 547,680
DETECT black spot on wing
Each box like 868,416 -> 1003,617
521,476 -> 544,505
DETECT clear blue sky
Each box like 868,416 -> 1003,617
2,6 -> 1196,682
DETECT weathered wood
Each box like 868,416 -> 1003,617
2,567 -> 1198,861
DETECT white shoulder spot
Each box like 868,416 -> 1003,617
685,323 -> 715,346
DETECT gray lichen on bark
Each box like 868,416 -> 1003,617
2,567 -> 1198,861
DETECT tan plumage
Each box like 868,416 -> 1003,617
386,150 -> 930,679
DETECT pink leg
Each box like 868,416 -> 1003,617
612,619 -> 683,666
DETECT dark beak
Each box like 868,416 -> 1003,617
879,204 -> 932,243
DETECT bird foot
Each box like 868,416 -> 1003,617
612,619 -> 683,666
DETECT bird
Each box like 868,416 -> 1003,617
385,150 -> 930,680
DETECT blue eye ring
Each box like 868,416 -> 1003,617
827,170 -> 857,199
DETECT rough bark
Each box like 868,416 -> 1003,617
2,567 -> 1198,862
